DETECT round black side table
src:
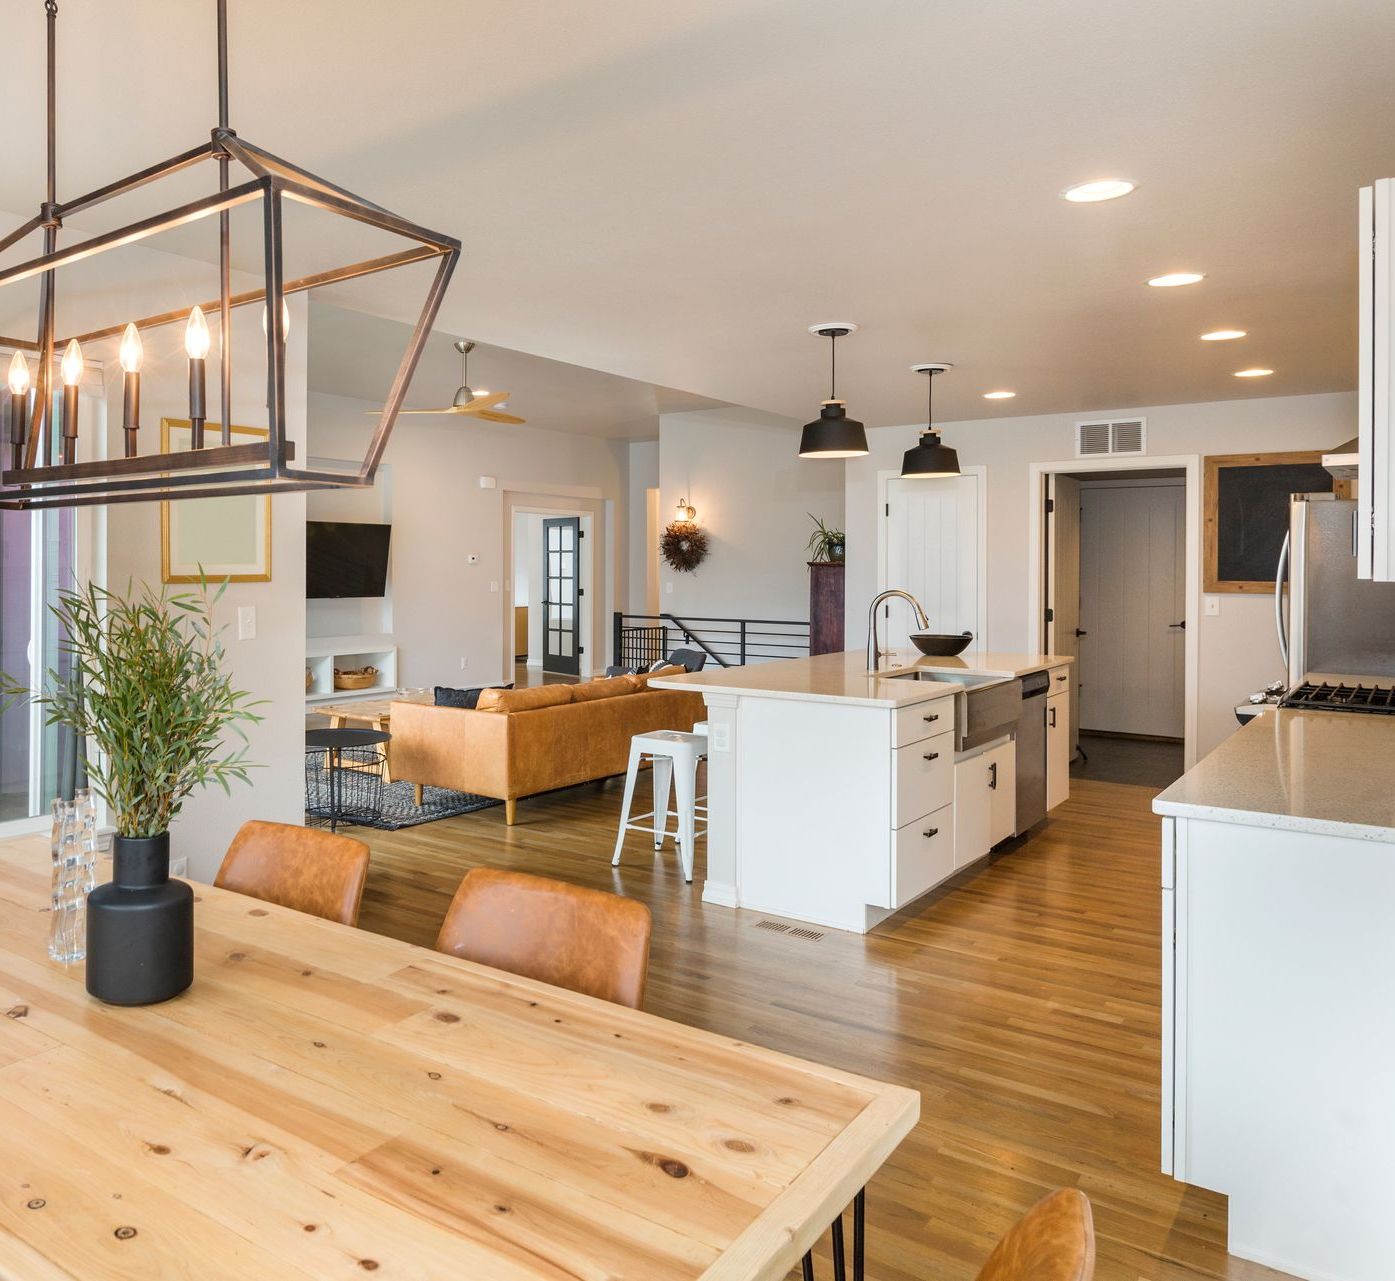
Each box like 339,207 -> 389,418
305,727 -> 391,832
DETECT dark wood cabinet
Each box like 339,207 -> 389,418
808,561 -> 845,655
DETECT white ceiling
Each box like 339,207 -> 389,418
1,0 -> 1393,430
307,304 -> 724,440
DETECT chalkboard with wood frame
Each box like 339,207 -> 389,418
1204,451 -> 1334,593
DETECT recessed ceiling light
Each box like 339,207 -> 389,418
983,390 -> 1016,400
1201,329 -> 1246,341
1061,179 -> 1136,203
1147,272 -> 1205,288
1234,368 -> 1274,378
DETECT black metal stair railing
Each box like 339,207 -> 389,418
612,612 -> 811,670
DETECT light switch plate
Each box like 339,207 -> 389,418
1204,596 -> 1221,616
711,723 -> 731,752
237,605 -> 256,639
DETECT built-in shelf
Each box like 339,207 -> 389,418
305,635 -> 398,704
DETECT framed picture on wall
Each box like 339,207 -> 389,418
1203,450 -> 1333,593
160,418 -> 272,583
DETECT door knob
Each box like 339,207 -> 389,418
1168,620 -> 1186,630
1074,628 -> 1087,637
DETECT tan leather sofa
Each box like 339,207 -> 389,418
388,667 -> 705,824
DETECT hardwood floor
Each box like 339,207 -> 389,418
354,777 -> 1290,1281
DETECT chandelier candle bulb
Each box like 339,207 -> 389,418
118,324 -> 143,457
6,352 -> 29,471
60,339 -> 82,466
185,306 -> 210,448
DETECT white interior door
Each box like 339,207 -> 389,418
883,474 -> 982,651
1078,482 -> 1185,737
1045,474 -> 1082,753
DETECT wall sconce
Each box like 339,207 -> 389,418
662,497 -> 708,572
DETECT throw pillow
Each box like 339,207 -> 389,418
434,683 -> 513,710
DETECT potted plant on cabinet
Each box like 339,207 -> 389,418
1,578 -> 261,1005
806,513 -> 846,563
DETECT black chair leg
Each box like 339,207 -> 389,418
802,1250 -> 816,1281
831,1212 -> 847,1281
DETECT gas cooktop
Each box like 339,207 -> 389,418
1281,681 -> 1395,714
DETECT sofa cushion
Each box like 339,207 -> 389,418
633,663 -> 685,689
434,683 -> 513,710
478,683 -> 575,713
570,674 -> 640,703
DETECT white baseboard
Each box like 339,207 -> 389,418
701,881 -> 738,908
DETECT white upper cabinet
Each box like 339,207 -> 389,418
1358,179 -> 1395,579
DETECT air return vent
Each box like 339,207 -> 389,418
1075,418 -> 1146,458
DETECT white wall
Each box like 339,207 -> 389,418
103,295 -> 309,882
658,408 -> 844,623
307,392 -> 627,689
626,439 -> 659,614
846,391 -> 1358,758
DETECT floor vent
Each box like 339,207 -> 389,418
1076,417 -> 1147,458
787,927 -> 825,942
754,919 -> 790,933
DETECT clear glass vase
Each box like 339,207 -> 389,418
49,789 -> 97,964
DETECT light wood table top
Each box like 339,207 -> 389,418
0,834 -> 918,1280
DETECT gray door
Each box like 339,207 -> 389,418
542,517 -> 581,676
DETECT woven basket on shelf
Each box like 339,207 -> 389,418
333,666 -> 379,691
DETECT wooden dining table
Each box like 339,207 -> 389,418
0,834 -> 918,1280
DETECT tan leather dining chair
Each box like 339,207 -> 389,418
215,820 -> 370,927
434,868 -> 653,1009
974,1189 -> 1095,1281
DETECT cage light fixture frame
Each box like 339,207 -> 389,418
0,0 -> 460,511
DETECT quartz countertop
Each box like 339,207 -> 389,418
1153,708 -> 1395,841
650,650 -> 1070,709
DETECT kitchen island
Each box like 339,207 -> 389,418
1154,708 -> 1395,1281
652,650 -> 1071,934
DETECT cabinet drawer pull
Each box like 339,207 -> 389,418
923,751 -> 939,762
988,761 -> 998,789
1049,707 -> 1057,728
922,827 -> 939,839
1055,674 -> 1068,682
922,712 -> 940,723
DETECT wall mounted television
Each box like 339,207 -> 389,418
306,521 -> 392,599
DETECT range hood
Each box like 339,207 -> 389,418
1322,436 -> 1359,481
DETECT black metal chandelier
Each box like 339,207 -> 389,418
899,362 -> 961,478
0,0 -> 459,510
798,323 -> 869,459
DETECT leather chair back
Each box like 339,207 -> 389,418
975,1189 -> 1095,1281
435,868 -> 652,1008
215,820 -> 370,927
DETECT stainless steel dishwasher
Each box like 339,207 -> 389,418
1015,669 -> 1051,833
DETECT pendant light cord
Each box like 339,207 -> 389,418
829,332 -> 837,401
926,368 -> 934,433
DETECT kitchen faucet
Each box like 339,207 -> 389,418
866,589 -> 930,671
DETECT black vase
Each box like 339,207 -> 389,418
86,832 -> 193,1006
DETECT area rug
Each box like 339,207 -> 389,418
308,779 -> 502,832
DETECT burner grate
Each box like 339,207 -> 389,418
1281,681 -> 1395,714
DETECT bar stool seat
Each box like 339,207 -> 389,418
612,730 -> 707,882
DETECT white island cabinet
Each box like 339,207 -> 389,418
1154,709 -> 1395,1281
653,650 -> 1070,935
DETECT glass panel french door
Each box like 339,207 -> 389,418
542,517 -> 581,676
0,440 -> 77,824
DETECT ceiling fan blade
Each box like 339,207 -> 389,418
460,391 -> 510,411
473,409 -> 527,425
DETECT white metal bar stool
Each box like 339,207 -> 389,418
612,730 -> 708,882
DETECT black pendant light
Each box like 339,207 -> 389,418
798,323 -> 869,459
900,362 -> 961,478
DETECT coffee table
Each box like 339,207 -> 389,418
305,727 -> 391,832
315,691 -> 429,783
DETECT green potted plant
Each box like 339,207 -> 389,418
1,578 -> 261,1005
806,513 -> 846,564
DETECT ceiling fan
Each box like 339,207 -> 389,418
396,340 -> 526,424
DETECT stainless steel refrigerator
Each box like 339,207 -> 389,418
1279,493 -> 1395,686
